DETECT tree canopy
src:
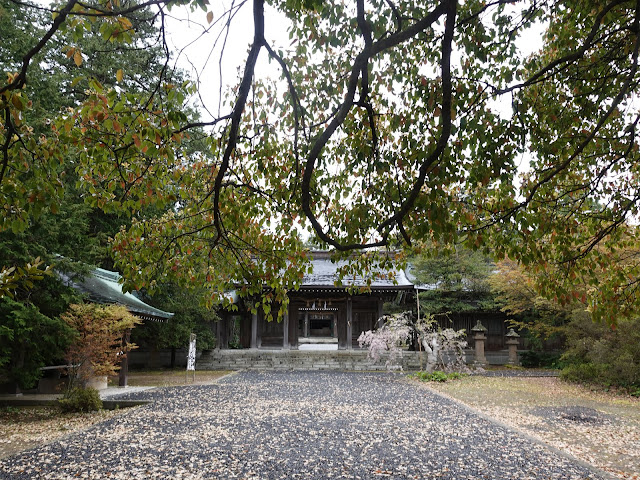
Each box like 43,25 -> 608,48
2,0 -> 640,323
410,247 -> 497,314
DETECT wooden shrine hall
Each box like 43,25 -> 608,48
215,252 -> 415,351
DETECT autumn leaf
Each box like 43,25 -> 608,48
73,49 -> 83,66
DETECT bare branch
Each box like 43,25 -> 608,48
263,43 -> 304,187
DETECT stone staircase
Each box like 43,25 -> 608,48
198,349 -> 425,371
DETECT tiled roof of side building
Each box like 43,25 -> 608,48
59,267 -> 174,322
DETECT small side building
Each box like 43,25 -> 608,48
59,266 -> 173,387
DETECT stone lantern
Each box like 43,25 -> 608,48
471,320 -> 488,365
505,328 -> 520,365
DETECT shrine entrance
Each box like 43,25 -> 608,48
309,313 -> 336,337
299,310 -> 338,338
298,308 -> 339,349
213,251 -> 415,351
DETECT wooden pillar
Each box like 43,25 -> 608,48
337,305 -> 348,349
251,313 -> 258,349
239,315 -> 251,348
304,312 -> 309,337
283,308 -> 290,350
118,329 -> 131,387
215,319 -> 222,351
346,297 -> 353,350
218,315 -> 229,350
289,307 -> 298,349
376,298 -> 384,328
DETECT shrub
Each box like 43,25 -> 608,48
413,370 -> 464,382
0,297 -> 74,390
560,311 -> 640,389
427,371 -> 449,382
58,387 -> 103,413
62,303 -> 141,385
519,350 -> 562,368
560,363 -> 609,385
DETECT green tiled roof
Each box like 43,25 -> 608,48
60,267 -> 173,322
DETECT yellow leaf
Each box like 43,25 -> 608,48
11,94 -> 22,111
118,16 -> 132,29
116,69 -> 123,82
73,49 -> 83,67
206,11 -> 214,24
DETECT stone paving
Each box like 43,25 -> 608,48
0,372 -> 608,479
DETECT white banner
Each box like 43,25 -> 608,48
186,333 -> 197,371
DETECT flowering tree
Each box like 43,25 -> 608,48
358,311 -> 467,371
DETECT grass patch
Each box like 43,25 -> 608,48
0,405 -> 121,459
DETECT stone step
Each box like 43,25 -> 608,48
198,349 -> 425,371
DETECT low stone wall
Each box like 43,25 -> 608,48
485,350 -> 511,365
129,348 -> 519,371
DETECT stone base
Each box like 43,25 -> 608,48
83,376 -> 108,390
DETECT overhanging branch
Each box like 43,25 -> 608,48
300,0 -> 455,251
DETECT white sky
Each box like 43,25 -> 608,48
162,1 -> 290,121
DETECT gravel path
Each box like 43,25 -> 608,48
0,372 -> 607,479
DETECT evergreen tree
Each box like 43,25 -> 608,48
132,285 -> 219,368
410,247 -> 498,315
0,0 -> 197,387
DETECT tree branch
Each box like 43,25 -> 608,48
300,0 -> 450,251
0,0 -> 79,96
495,0 -> 629,96
210,0 -> 265,240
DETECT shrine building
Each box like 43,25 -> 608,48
215,251 -> 415,351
